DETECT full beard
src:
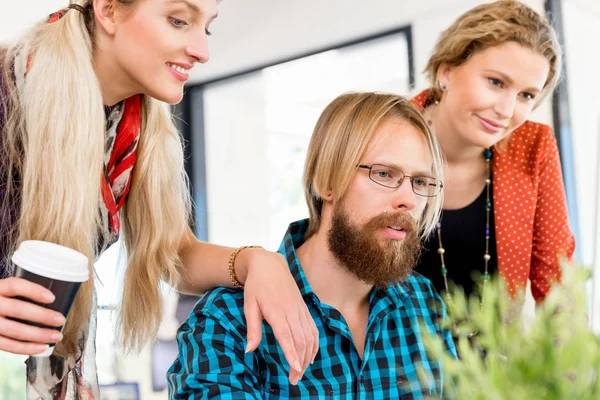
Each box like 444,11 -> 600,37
327,203 -> 422,288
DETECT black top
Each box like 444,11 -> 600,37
416,184 -> 498,298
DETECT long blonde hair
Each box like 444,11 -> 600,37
424,0 -> 562,107
0,0 -> 190,356
303,92 -> 444,240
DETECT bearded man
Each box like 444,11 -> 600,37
168,92 -> 457,400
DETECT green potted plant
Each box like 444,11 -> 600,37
424,262 -> 600,399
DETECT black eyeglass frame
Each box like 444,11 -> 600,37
357,164 -> 443,197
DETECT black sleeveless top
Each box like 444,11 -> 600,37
416,185 -> 498,298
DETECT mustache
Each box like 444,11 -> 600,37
365,212 -> 418,234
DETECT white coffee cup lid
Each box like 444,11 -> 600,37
33,345 -> 54,358
12,241 -> 89,282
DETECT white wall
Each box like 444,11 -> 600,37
195,0 -> 544,85
0,1 -> 65,44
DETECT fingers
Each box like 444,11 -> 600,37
284,312 -> 308,385
0,334 -> 50,356
0,278 -> 64,356
304,308 -> 320,364
268,314 -> 302,383
289,306 -> 320,375
0,316 -> 61,343
297,311 -> 313,378
0,277 -> 55,304
244,298 -> 263,353
240,249 -> 322,385
0,297 -> 65,328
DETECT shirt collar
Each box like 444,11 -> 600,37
277,219 -> 315,299
278,219 -> 411,309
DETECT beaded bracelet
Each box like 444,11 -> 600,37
228,245 -> 263,289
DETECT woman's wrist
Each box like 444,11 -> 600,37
231,246 -> 265,285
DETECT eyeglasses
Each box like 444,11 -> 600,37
357,164 -> 443,197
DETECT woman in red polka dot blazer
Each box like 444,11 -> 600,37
412,1 -> 575,303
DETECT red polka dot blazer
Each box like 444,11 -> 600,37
413,90 -> 576,303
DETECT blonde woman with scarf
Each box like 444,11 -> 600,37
0,1 -> 318,398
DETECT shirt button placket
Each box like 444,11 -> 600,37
358,376 -> 365,400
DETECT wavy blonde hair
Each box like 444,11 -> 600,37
0,0 -> 190,356
303,92 -> 444,240
424,0 -> 562,107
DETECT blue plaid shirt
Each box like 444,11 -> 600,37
168,220 -> 457,399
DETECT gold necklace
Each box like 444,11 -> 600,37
436,148 -> 493,306
425,103 -> 493,302
426,99 -> 493,339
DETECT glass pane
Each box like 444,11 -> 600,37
203,32 -> 410,249
562,0 -> 600,330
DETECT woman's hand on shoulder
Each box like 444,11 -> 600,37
239,248 -> 319,385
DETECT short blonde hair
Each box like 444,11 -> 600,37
424,0 -> 561,106
303,92 -> 444,240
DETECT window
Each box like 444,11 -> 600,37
557,0 -> 600,330
199,30 -> 413,250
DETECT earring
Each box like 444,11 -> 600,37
384,210 -> 388,214
442,85 -> 447,90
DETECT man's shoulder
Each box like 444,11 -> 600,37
189,287 -> 247,331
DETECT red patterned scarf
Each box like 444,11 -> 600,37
101,95 -> 141,236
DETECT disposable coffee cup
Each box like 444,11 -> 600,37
10,240 -> 89,357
